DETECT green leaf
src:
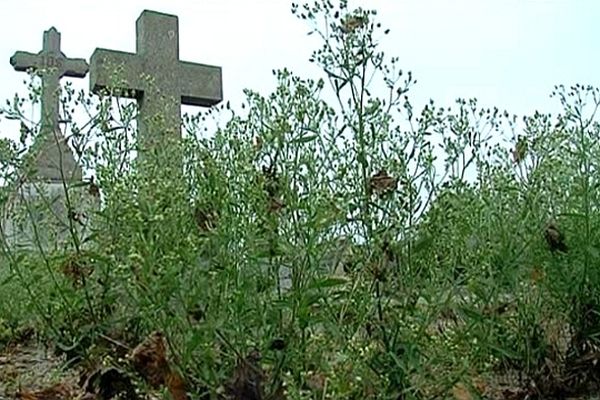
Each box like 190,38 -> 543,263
70,181 -> 91,189
307,277 -> 347,290
301,293 -> 323,309
488,343 -> 520,359
357,151 -> 367,168
0,273 -> 14,287
558,212 -> 586,220
586,245 -> 600,259
412,235 -> 433,254
292,134 -> 318,144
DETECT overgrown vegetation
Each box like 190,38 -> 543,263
2,1 -> 600,399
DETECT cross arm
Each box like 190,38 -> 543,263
179,61 -> 222,107
62,58 -> 89,78
90,48 -> 144,99
10,51 -> 39,71
11,51 -> 88,79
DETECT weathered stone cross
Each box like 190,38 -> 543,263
10,27 -> 88,181
89,10 -> 223,156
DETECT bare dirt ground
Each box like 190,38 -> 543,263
2,335 -> 600,400
0,342 -> 80,399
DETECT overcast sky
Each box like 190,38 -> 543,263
0,0 -> 598,142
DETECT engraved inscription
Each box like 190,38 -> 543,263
40,55 -> 63,70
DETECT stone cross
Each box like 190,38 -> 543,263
10,27 -> 88,181
89,10 -> 223,156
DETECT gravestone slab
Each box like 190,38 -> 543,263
89,10 -> 223,154
10,27 -> 88,182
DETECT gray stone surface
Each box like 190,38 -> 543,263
6,28 -> 93,251
2,181 -> 96,250
89,10 -> 223,153
10,27 -> 88,182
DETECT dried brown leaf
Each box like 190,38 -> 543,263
544,222 -> 568,253
82,367 -> 138,400
341,15 -> 368,33
16,383 -> 77,400
253,136 -> 263,152
268,197 -> 285,213
305,372 -> 326,392
194,206 -> 219,232
166,369 -> 188,400
88,177 -> 100,198
368,170 -> 397,196
451,382 -> 473,400
60,254 -> 92,287
130,331 -> 170,388
512,137 -> 528,164
226,348 -> 264,400
130,331 -> 188,399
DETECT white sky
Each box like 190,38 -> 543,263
0,0 -> 598,141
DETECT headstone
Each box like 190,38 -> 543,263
10,27 -> 88,182
89,10 -> 223,159
3,28 -> 92,251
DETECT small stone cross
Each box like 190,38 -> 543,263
10,27 -> 88,181
89,10 -> 223,155
11,27 -> 89,134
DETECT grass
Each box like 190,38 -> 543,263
2,2 -> 600,399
